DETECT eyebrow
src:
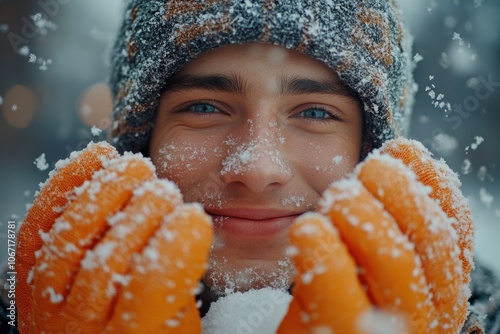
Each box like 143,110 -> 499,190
163,72 -> 247,95
281,76 -> 358,100
162,72 -> 359,101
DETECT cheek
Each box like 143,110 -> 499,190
150,134 -> 225,201
291,136 -> 361,194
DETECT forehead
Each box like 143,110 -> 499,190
178,43 -> 338,80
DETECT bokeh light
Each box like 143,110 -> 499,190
1,84 -> 36,128
78,83 -> 113,130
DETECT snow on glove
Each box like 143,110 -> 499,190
16,141 -> 213,334
16,141 -> 118,333
278,138 -> 473,334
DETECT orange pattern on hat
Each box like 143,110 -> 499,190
356,7 -> 393,67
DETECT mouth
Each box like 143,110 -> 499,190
207,208 -> 303,237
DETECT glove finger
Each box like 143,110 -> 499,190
358,154 -> 466,333
278,213 -> 371,334
106,203 -> 213,334
277,296 -> 308,334
164,300 -> 203,334
63,179 -> 182,329
16,141 -> 117,333
31,155 -> 155,330
319,178 -> 434,332
381,138 -> 474,284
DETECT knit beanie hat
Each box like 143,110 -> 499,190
109,0 -> 416,155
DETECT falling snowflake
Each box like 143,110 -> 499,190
479,187 -> 493,208
34,153 -> 49,171
461,159 -> 472,175
473,0 -> 485,8
465,136 -> 484,153
413,53 -> 423,63
18,46 -> 30,56
91,126 -> 102,136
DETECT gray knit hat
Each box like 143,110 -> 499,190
109,0 -> 416,154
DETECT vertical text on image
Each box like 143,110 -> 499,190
6,220 -> 18,327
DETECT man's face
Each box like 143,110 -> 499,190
150,43 -> 363,292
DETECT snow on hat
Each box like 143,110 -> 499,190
109,0 -> 416,154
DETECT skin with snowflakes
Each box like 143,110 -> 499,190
6,0 -> 500,333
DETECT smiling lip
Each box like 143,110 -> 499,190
207,209 -> 303,237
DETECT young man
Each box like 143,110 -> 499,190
8,0 -> 500,333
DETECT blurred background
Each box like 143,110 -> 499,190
0,0 -> 499,273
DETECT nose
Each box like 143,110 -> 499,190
220,124 -> 292,193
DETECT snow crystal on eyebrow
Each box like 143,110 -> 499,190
34,153 -> 49,171
201,287 -> 291,334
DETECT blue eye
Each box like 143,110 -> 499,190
191,103 -> 218,113
300,108 -> 330,119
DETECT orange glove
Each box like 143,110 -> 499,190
16,142 -> 213,334
278,138 -> 474,334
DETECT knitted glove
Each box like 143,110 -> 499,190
278,138 -> 474,334
15,142 -> 213,334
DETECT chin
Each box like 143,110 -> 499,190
202,255 -> 295,294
